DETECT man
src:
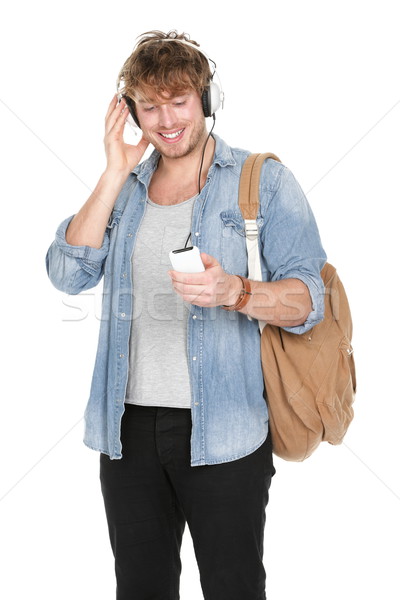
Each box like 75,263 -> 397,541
46,30 -> 326,600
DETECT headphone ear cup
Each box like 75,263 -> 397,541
209,80 -> 222,115
130,107 -> 141,128
201,80 -> 222,117
123,94 -> 141,128
201,87 -> 211,118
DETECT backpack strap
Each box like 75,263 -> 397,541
238,152 -> 281,330
239,152 -> 281,281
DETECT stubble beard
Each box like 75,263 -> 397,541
153,119 -> 208,160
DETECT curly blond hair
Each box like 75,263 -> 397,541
117,30 -> 212,102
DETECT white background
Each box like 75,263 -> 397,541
1,1 -> 399,598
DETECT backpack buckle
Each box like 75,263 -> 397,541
244,220 -> 258,240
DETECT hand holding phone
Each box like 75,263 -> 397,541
169,246 -> 205,273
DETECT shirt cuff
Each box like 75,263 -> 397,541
280,271 -> 325,334
55,215 -> 110,275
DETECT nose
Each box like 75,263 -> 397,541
158,104 -> 177,129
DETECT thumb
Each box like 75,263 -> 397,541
200,252 -> 220,270
137,135 -> 150,155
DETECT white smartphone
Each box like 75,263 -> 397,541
169,246 -> 205,273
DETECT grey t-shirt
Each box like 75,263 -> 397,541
125,194 -> 197,408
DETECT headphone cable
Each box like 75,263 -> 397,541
197,114 -> 216,195
184,114 -> 216,249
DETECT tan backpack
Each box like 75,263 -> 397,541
239,153 -> 356,461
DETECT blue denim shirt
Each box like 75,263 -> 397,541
46,135 -> 326,466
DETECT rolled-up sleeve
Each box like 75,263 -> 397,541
260,163 -> 327,334
45,215 -> 110,294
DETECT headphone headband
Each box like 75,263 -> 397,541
153,37 -> 216,73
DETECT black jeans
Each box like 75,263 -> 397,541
100,404 -> 275,600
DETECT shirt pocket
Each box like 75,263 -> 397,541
220,210 -> 248,276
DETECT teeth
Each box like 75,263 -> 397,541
160,129 -> 184,139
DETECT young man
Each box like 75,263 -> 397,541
46,30 -> 326,600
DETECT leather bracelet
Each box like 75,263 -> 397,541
222,276 -> 252,311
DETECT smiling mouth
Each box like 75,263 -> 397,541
159,128 -> 184,140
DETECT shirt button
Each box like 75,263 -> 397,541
192,356 -> 197,361
121,313 -> 126,318
122,273 -> 127,278
194,232 -> 200,237
119,354 -> 124,358
194,402 -> 199,406
192,315 -> 197,320
127,233 -> 132,237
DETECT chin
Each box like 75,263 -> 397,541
160,145 -> 194,159
159,133 -> 207,160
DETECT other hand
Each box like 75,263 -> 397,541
168,253 -> 241,308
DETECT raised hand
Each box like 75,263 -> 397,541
104,95 -> 150,176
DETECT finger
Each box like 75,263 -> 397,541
105,94 -> 119,122
135,135 -> 150,156
116,133 -> 150,159
200,252 -> 220,269
173,287 -> 207,305
105,98 -> 127,135
121,135 -> 151,166
172,282 -> 206,296
169,271 -> 208,285
181,294 -> 208,306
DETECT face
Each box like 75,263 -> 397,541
134,90 -> 208,160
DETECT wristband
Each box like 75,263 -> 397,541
222,276 -> 252,311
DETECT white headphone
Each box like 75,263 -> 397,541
157,37 -> 224,117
